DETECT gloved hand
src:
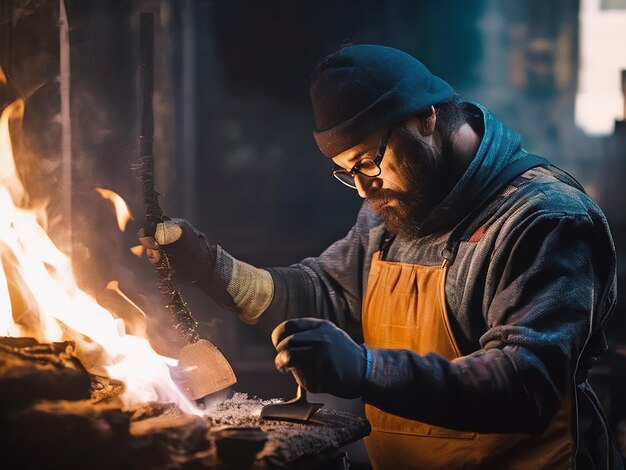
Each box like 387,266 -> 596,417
272,318 -> 367,399
138,218 -> 216,286
138,218 -> 274,321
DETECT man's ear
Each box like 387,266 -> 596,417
420,105 -> 437,136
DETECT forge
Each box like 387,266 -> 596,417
0,3 -> 369,468
1,336 -> 369,469
0,97 -> 368,468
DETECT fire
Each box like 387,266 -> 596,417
95,188 -> 134,232
0,100 -> 26,205
105,280 -> 148,338
130,244 -> 146,257
0,100 -> 198,413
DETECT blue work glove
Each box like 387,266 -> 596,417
272,318 -> 367,399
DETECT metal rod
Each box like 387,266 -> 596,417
59,0 -> 72,257
139,12 -> 199,344
139,12 -> 162,230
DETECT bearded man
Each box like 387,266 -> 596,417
141,45 -> 622,468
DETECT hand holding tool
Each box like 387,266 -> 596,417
271,318 -> 367,398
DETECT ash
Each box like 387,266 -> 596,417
205,393 -> 370,466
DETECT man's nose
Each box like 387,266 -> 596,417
354,174 -> 379,199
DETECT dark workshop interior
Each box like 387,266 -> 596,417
1,0 -> 625,468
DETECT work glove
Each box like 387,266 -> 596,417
138,218 -> 274,323
138,218 -> 216,286
272,318 -> 367,399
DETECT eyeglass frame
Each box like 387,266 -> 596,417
330,127 -> 393,189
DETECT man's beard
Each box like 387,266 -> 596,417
367,130 -> 456,239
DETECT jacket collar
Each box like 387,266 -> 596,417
418,102 -> 526,235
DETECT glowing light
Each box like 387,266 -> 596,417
576,0 -> 626,135
0,100 -> 26,205
0,66 -> 7,86
130,245 -> 146,257
95,188 -> 134,232
105,280 -> 148,337
0,101 -> 198,413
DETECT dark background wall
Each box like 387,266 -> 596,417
1,0 -> 625,454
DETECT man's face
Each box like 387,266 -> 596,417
331,121 -> 455,238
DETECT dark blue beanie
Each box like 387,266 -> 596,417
310,44 -> 454,157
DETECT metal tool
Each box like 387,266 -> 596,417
260,383 -> 323,422
138,12 -> 235,401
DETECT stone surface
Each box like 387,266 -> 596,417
0,337 -> 91,412
0,336 -> 369,469
202,393 -> 371,469
4,400 -> 150,470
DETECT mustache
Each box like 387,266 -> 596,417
367,189 -> 404,210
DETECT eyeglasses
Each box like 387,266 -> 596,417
331,128 -> 393,189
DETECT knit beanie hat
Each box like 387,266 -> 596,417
310,44 -> 454,157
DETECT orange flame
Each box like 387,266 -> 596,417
95,188 -> 134,232
0,101 -> 198,413
105,280 -> 148,337
0,100 -> 26,206
130,245 -> 146,257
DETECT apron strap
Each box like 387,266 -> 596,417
441,154 -> 553,264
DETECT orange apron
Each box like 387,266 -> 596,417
362,251 -> 575,469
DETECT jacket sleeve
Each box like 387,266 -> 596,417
361,207 -> 617,434
256,203 -> 384,340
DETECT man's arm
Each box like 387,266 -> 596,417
142,204 -> 383,339
256,203 -> 384,339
